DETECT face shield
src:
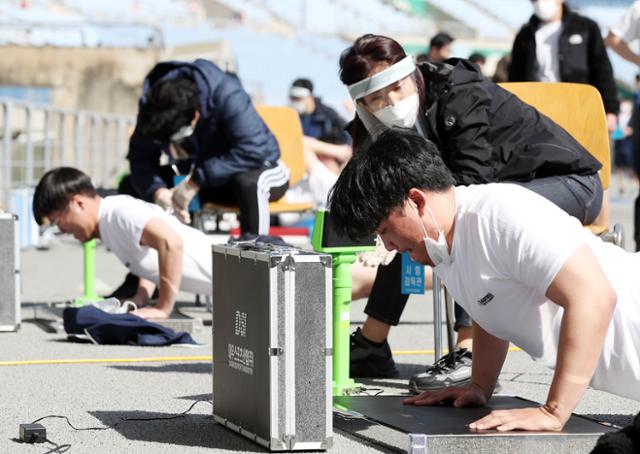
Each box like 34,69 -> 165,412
347,56 -> 421,139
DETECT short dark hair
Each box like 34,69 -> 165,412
329,129 -> 455,240
33,167 -> 97,225
430,32 -> 454,50
136,77 -> 199,143
468,52 -> 486,65
292,78 -> 314,93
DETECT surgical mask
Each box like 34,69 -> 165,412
170,123 -> 195,142
533,0 -> 558,22
290,100 -> 307,115
410,201 -> 451,267
373,93 -> 419,129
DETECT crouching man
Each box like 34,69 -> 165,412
33,167 -> 212,319
329,129 -> 640,431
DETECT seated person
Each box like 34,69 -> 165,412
33,167 -> 212,320
126,59 -> 289,234
330,129 -> 639,431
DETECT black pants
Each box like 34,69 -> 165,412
364,173 -> 603,330
120,162 -> 289,235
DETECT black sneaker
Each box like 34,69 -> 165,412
104,273 -> 160,301
409,348 -> 473,394
350,327 -> 399,378
105,272 -> 139,300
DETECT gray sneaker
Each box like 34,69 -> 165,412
409,348 -> 473,394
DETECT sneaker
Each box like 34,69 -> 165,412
105,273 -> 159,300
350,327 -> 399,378
105,272 -> 139,300
409,348 -> 473,394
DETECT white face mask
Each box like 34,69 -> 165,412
290,100 -> 307,115
373,93 -> 419,129
410,200 -> 451,267
533,0 -> 558,22
170,123 -> 195,142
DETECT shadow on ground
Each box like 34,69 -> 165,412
90,408 -> 267,452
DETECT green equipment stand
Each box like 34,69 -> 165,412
74,239 -> 100,306
311,209 -> 376,396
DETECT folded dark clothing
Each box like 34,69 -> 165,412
63,306 -> 196,347
590,412 -> 640,454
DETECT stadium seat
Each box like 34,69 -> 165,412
192,105 -> 314,233
499,81 -> 623,245
433,82 -> 624,361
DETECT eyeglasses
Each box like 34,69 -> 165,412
361,76 -> 415,112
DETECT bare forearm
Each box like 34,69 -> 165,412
302,136 -> 351,161
130,278 -> 156,306
471,322 -> 510,398
606,33 -> 640,65
155,243 -> 183,315
545,301 -> 614,423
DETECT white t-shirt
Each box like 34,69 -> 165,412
98,195 -> 213,295
433,184 -> 640,401
535,20 -> 563,82
611,1 -> 640,43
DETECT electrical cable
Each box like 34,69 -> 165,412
23,399 -> 213,454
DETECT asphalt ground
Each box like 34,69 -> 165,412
1,186 -> 639,453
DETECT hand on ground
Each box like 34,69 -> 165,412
468,406 -> 565,432
135,307 -> 170,320
403,383 -> 488,408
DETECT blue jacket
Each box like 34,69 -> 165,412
127,59 -> 281,201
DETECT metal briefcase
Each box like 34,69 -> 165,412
0,213 -> 20,331
212,243 -> 332,451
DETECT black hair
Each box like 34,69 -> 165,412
33,167 -> 97,225
329,129 -> 455,240
430,32 -> 454,50
291,78 -> 314,93
468,52 -> 486,65
136,77 -> 200,143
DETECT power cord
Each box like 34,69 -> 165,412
19,399 -> 212,453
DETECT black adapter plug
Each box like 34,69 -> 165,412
19,423 -> 46,443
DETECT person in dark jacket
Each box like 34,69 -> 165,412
509,1 -> 619,126
126,59 -> 290,235
288,78 -> 352,174
338,34 -> 603,392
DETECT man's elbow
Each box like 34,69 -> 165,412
163,235 -> 184,254
596,283 -> 617,322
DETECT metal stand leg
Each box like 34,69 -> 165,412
432,275 -> 443,362
74,239 -> 100,306
444,288 -> 455,354
332,253 -> 359,396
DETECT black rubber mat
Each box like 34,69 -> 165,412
334,395 -> 613,436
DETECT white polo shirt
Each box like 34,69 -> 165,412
98,195 -> 212,295
433,184 -> 640,401
611,1 -> 640,43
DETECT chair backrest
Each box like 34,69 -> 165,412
499,82 -> 610,189
255,105 -> 306,186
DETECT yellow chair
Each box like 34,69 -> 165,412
499,82 -> 623,245
435,82 -> 624,359
193,105 -> 314,232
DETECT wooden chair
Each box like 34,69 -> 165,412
192,105 -> 314,232
499,82 -> 623,244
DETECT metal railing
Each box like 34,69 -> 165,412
0,97 -> 135,209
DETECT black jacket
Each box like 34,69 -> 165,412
509,5 -> 619,114
418,59 -> 601,186
127,59 -> 281,202
300,97 -> 351,144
